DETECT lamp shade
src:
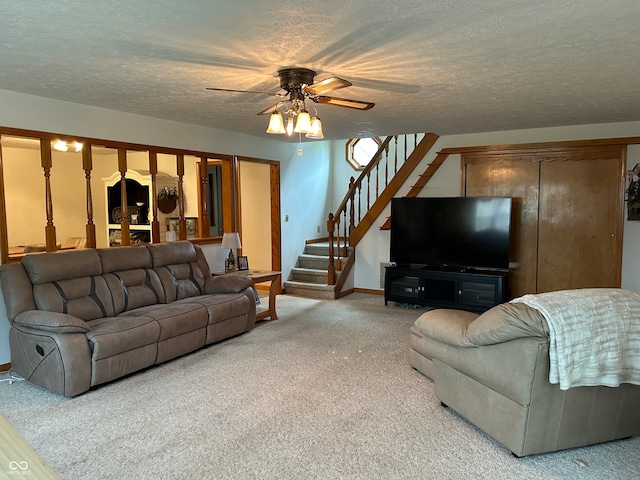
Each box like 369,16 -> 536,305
305,116 -> 324,139
266,112 -> 285,134
221,232 -> 242,249
285,116 -> 294,136
294,110 -> 312,133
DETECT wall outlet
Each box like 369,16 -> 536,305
317,225 -> 320,233
285,214 -> 289,222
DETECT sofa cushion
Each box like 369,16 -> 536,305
32,275 -> 116,320
176,292 -> 251,325
147,241 -> 197,267
413,309 -> 478,347
147,242 -> 207,302
85,316 -> 160,361
98,245 -> 153,272
119,302 -> 208,341
22,248 -> 102,284
466,302 -> 548,346
103,269 -> 165,313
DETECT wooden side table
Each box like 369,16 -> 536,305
212,270 -> 281,321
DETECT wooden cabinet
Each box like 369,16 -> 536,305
463,145 -> 624,296
103,170 -> 177,246
384,266 -> 508,313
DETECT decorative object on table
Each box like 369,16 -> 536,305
237,256 -> 249,271
111,206 -> 139,224
625,163 -> 640,220
221,232 -> 242,273
166,217 -> 199,239
135,201 -> 147,224
157,187 -> 179,214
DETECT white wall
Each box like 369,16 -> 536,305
344,122 -> 640,293
0,89 -> 333,365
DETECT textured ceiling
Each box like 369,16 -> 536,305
1,1 -> 639,141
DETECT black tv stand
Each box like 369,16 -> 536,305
384,266 -> 509,313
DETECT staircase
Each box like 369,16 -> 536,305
285,132 -> 444,299
284,241 -> 352,299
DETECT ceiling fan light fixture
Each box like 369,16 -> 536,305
285,115 -> 295,136
266,111 -> 285,134
305,116 -> 324,139
293,110 -> 312,133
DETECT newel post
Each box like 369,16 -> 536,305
327,212 -> 336,285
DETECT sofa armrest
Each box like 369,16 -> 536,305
466,302 -> 549,346
413,309 -> 478,347
14,310 -> 90,334
204,275 -> 252,294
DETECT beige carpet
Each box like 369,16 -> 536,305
1,293 -> 639,479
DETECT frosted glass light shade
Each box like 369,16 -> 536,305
266,112 -> 285,134
294,111 -> 312,133
285,116 -> 294,136
305,116 -> 324,139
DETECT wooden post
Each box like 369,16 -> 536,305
198,158 -> 210,238
348,177 -> 356,235
118,148 -> 130,246
327,213 -> 336,285
82,145 -> 96,248
149,151 -> 160,243
40,139 -> 57,251
176,154 -> 186,240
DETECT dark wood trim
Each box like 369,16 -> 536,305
0,125 -> 236,160
0,363 -> 10,372
440,136 -> 640,155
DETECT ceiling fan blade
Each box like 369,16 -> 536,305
313,96 -> 375,110
304,77 -> 352,95
206,87 -> 285,97
256,103 -> 281,115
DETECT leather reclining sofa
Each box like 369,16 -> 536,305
409,302 -> 640,456
0,241 -> 256,397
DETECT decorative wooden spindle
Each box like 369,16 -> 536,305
198,158 -> 210,238
82,145 -> 96,248
117,148 -> 130,246
149,151 -> 160,243
176,154 -> 186,240
40,139 -> 57,251
327,212 -> 336,285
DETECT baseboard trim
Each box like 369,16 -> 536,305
0,363 -> 11,372
354,288 -> 384,296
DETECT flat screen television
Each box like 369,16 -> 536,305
390,197 -> 512,272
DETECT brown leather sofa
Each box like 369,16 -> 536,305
0,241 -> 256,397
409,302 -> 640,456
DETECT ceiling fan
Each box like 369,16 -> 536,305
206,67 -> 375,138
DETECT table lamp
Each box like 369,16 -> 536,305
221,232 -> 242,272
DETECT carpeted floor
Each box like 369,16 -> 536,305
1,293 -> 639,479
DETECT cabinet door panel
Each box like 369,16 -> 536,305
464,158 -> 539,298
537,154 -> 622,292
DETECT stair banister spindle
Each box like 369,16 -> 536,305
394,136 -> 398,174
327,212 -> 336,285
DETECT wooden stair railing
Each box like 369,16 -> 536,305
379,151 -> 451,230
327,132 -> 440,285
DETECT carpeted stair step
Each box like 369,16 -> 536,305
297,254 -> 331,270
289,267 -> 328,284
282,280 -> 335,299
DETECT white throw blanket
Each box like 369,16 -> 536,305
511,288 -> 640,390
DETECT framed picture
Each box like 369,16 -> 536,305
166,217 -> 199,239
237,256 -> 249,271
